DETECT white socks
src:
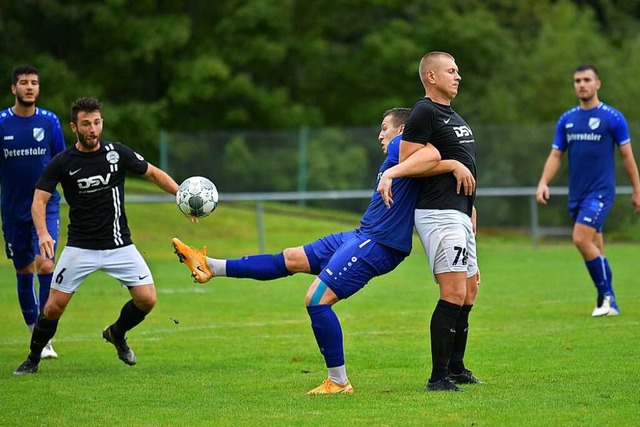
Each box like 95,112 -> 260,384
328,365 -> 349,385
207,258 -> 227,276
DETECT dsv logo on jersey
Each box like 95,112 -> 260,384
77,173 -> 111,189
453,125 -> 472,137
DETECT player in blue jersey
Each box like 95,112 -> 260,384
0,65 -> 66,359
377,51 -> 481,392
173,107 -> 475,394
536,64 -> 640,317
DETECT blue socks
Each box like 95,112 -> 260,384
17,273 -> 38,325
226,253 -> 292,281
37,273 -> 53,312
306,304 -> 344,368
585,256 -> 610,297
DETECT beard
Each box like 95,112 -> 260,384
16,94 -> 36,108
77,132 -> 101,151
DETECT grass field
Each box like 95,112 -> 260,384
1,201 -> 638,426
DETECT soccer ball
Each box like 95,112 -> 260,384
176,176 -> 219,218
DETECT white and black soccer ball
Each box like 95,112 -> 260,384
176,176 -> 219,218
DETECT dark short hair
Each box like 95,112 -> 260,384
71,97 -> 102,123
383,107 -> 411,128
575,63 -> 599,77
12,65 -> 38,85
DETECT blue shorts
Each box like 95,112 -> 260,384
3,215 -> 60,269
569,194 -> 612,233
307,231 -> 406,300
303,230 -> 356,275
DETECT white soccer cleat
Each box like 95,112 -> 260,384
592,295 -> 612,317
606,305 -> 620,316
41,340 -> 58,359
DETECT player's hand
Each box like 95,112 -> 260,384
631,191 -> 640,213
452,161 -> 475,195
38,234 -> 55,259
187,215 -> 199,224
536,184 -> 550,205
376,173 -> 394,209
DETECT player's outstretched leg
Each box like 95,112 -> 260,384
102,325 -> 137,366
172,238 -> 213,283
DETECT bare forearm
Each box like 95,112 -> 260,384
421,159 -> 463,177
622,154 -> 640,191
32,190 -> 52,237
145,164 -> 179,195
538,154 -> 561,185
384,145 -> 441,179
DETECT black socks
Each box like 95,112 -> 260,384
429,299 -> 462,382
111,299 -> 148,338
28,314 -> 59,362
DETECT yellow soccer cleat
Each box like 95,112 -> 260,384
171,237 -> 214,284
307,379 -> 354,395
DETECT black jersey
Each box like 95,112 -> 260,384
402,97 -> 476,216
36,141 -> 148,249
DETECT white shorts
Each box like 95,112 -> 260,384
414,209 -> 478,283
51,245 -> 154,293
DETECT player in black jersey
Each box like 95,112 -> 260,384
13,97 -> 180,375
377,51 -> 482,392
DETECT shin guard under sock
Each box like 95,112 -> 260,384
37,273 -> 53,313
111,299 -> 148,338
585,256 -> 608,297
429,299 -> 462,382
29,314 -> 59,362
449,304 -> 472,374
307,304 -> 344,368
17,273 -> 38,325
226,253 -> 292,280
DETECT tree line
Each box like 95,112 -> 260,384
2,0 -> 640,163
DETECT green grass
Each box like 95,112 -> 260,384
1,201 -> 639,426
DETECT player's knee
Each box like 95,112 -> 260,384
283,247 -> 310,273
131,285 -> 157,312
43,300 -> 65,320
35,257 -> 55,275
441,286 -> 467,305
136,294 -> 156,312
305,281 -> 338,306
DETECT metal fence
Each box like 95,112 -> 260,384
130,186 -> 637,252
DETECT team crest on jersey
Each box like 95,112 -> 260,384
589,117 -> 601,130
106,151 -> 120,164
33,127 -> 45,142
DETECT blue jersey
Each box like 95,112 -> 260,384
358,135 -> 419,253
0,107 -> 66,224
552,102 -> 630,208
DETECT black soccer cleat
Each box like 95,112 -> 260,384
13,358 -> 39,375
426,376 -> 463,392
102,326 -> 137,366
449,369 -> 485,385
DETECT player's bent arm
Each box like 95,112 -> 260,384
399,140 -> 425,163
619,143 -> 640,212
377,144 -> 440,208
536,149 -> 563,204
384,144 -> 441,179
144,163 -> 179,195
32,189 -> 55,259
